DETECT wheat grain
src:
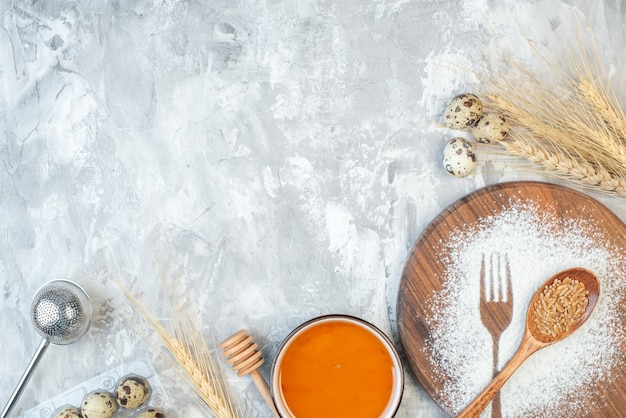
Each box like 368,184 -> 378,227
533,277 -> 589,338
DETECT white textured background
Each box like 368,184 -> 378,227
1,1 -> 626,417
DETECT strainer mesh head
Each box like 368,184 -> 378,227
31,284 -> 85,344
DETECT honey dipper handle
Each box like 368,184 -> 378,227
250,369 -> 280,417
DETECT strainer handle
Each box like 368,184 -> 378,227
1,339 -> 50,418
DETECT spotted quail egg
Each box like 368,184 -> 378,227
442,137 -> 477,178
115,375 -> 151,409
472,113 -> 510,143
443,93 -> 483,129
54,406 -> 83,418
80,391 -> 117,418
138,408 -> 167,418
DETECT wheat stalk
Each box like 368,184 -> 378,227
114,275 -> 242,418
486,82 -> 626,167
482,86 -> 626,195
475,11 -> 626,196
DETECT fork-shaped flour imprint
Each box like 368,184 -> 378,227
479,253 -> 513,418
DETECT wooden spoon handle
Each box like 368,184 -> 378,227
457,338 -> 541,418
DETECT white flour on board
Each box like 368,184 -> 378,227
423,200 -> 626,417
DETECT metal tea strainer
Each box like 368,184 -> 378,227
1,280 -> 93,418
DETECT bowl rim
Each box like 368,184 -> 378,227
269,314 -> 405,418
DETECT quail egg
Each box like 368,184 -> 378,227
80,391 -> 117,418
472,113 -> 510,143
115,375 -> 151,409
138,408 -> 167,418
442,137 -> 477,178
444,93 -> 483,129
54,406 -> 83,418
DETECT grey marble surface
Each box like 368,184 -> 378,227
1,0 -> 626,417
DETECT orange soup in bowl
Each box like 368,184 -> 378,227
271,315 -> 404,418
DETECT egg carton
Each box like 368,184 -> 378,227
24,358 -> 167,418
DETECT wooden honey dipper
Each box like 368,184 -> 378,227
220,330 -> 280,418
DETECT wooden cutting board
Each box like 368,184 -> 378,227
397,181 -> 626,417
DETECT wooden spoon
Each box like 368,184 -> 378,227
457,268 -> 600,418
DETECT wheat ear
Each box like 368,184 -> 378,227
499,136 -> 626,195
575,79 -> 626,163
473,9 -> 626,195
114,275 -> 241,418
